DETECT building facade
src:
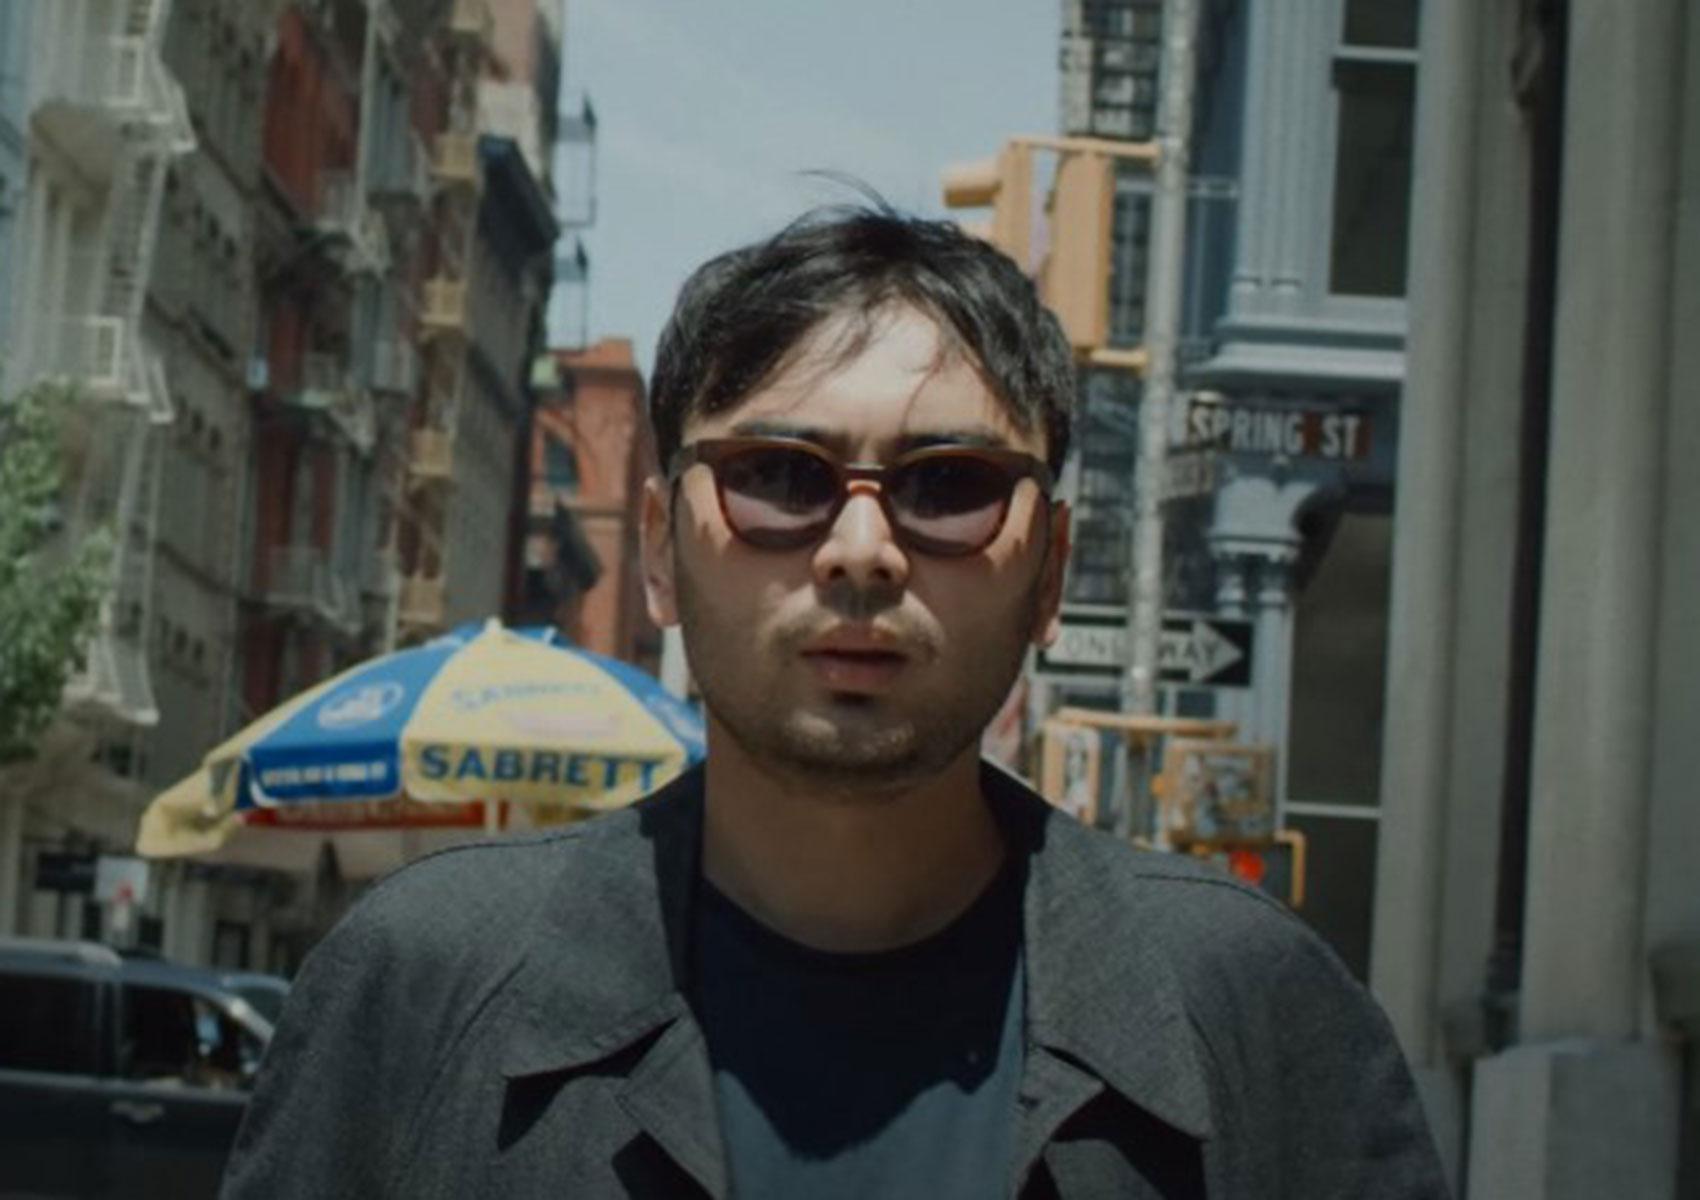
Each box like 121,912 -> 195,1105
1372,0 -> 1698,1193
0,0 -> 197,944
393,0 -> 559,642
0,1 -> 29,348
0,0 -> 563,972
1037,0 -> 1417,981
518,339 -> 659,670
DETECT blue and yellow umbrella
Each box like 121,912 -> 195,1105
138,620 -> 705,859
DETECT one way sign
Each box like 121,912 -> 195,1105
1159,613 -> 1254,688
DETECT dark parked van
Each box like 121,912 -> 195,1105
0,938 -> 279,1199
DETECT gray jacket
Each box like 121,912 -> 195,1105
221,764 -> 1448,1198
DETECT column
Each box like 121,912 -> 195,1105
1468,0 -> 1688,1193
1518,0 -> 1681,1048
1208,474 -> 1316,804
1253,554 -> 1297,810
1227,0 -> 1338,320
1210,553 -> 1253,735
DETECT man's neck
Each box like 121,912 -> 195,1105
699,737 -> 1006,955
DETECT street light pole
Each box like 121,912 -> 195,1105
1123,0 -> 1200,715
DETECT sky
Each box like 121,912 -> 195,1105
553,0 -> 1060,377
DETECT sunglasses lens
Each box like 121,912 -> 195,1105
717,447 -> 839,546
888,455 -> 1015,553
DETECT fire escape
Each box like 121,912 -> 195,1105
254,0 -> 391,650
392,0 -> 492,640
31,0 -> 196,729
359,0 -> 433,649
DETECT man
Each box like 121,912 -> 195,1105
222,208 -> 1447,1198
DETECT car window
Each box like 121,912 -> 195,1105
190,997 -> 265,1089
121,984 -> 201,1084
0,971 -> 97,1074
120,984 -> 262,1090
230,979 -> 288,1026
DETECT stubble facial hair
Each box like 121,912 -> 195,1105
672,544 -> 1043,793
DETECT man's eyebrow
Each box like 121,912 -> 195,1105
893,427 -> 1013,451
726,419 -> 836,444
721,420 -> 1016,455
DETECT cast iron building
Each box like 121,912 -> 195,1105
1372,0 -> 1699,1193
1044,0 -> 1417,980
0,0 -> 563,971
0,0 -> 198,944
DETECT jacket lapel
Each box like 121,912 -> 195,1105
491,763 -> 1213,1199
986,765 -> 1214,1186
498,768 -> 728,1198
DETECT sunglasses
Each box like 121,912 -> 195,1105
669,436 -> 1056,557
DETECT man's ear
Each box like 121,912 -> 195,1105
1032,500 -> 1071,648
639,475 -> 679,627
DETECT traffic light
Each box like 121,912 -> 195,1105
941,143 -> 1034,270
1039,149 -> 1116,353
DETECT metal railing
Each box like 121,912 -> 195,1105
264,544 -> 362,630
432,132 -> 480,189
286,355 -> 376,452
371,132 -> 431,208
449,0 -> 495,45
264,544 -> 333,610
58,317 -> 129,398
397,573 -> 446,629
315,171 -> 386,272
369,338 -> 421,396
421,278 -> 467,335
41,34 -> 150,114
408,428 -> 454,485
316,170 -> 361,233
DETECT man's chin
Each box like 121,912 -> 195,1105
736,711 -> 934,790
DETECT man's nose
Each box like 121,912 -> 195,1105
811,484 -> 909,591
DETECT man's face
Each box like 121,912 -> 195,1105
642,304 -> 1070,791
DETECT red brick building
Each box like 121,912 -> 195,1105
516,339 -> 660,672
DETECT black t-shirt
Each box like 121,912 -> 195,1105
688,866 -> 1026,1199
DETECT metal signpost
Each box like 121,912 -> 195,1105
1123,0 -> 1201,716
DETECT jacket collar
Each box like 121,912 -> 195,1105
500,765 -> 704,1076
500,762 -> 1213,1140
983,764 -> 1214,1141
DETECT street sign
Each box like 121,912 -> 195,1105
1159,613 -> 1254,687
94,856 -> 149,907
1038,607 -> 1128,678
1163,448 -> 1218,501
1185,395 -> 1372,461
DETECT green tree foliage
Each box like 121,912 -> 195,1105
0,381 -> 113,764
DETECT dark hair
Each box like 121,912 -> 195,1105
648,203 -> 1076,472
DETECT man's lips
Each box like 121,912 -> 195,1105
799,635 -> 910,692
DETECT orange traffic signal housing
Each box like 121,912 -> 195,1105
1039,150 -> 1117,353
941,143 -> 1034,271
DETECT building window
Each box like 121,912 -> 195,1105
1063,370 -> 1139,607
544,436 -> 581,490
1062,0 -> 1165,140
1107,179 -> 1151,349
1327,0 -> 1419,298
1343,0 -> 1419,48
212,919 -> 250,970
